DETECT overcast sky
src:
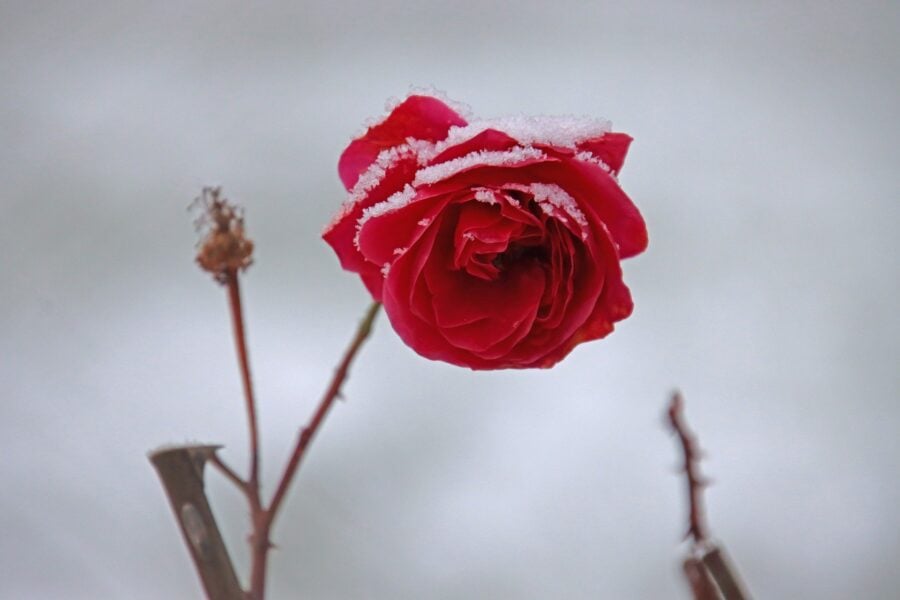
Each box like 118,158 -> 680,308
1,1 -> 898,598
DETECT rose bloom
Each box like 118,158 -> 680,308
324,94 -> 647,369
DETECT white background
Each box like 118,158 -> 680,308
1,1 -> 897,598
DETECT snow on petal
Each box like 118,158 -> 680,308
413,147 -> 547,186
325,144 -> 415,235
340,94 -> 467,189
354,184 -> 418,249
474,188 -> 500,204
574,151 -> 617,181
529,183 -> 589,229
417,115 -> 611,164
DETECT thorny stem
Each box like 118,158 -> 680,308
224,267 -> 268,599
188,192 -> 384,598
667,391 -> 709,543
266,301 -> 381,523
238,301 -> 381,600
667,392 -> 751,600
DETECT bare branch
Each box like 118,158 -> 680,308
149,445 -> 245,600
666,392 -> 753,600
666,391 -> 710,543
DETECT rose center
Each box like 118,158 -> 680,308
492,242 -> 548,270
451,194 -> 557,281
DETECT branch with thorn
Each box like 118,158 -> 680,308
151,188 -> 380,600
666,392 -> 751,600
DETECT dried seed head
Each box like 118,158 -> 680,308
192,187 -> 254,284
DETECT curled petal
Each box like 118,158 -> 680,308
338,95 -> 467,190
324,152 -> 419,299
576,132 -> 632,175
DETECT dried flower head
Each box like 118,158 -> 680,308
192,187 -> 254,283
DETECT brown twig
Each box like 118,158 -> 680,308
666,391 -> 710,544
266,300 -> 381,523
666,392 -> 752,600
209,453 -> 251,499
179,190 -> 383,599
240,300 -> 381,600
701,546 -> 749,600
149,445 -> 245,600
683,556 -> 720,600
225,269 -> 261,491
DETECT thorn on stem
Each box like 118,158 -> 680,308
666,391 -> 711,545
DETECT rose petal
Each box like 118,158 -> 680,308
324,154 -> 419,299
425,128 -> 519,166
576,132 -> 632,175
529,160 -> 648,259
526,223 -> 633,368
383,231 -> 486,367
355,190 -> 452,267
338,96 -> 467,190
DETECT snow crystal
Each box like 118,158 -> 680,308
418,217 -> 433,227
405,137 -> 438,157
417,115 -> 611,164
574,151 -> 617,180
397,85 -> 473,119
361,184 -> 417,221
324,144 -> 414,236
357,87 -> 473,138
349,145 -> 413,204
413,147 -> 547,186
473,188 -> 499,204
528,183 -> 589,229
353,184 -> 418,249
381,262 -> 392,277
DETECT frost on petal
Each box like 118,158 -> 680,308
323,148 -> 419,301
338,95 -> 467,190
574,151 -> 617,182
575,132 -> 632,175
356,184 -> 418,240
473,188 -> 500,205
552,160 -> 648,259
356,192 -> 453,269
502,182 -> 589,240
384,86 -> 474,122
326,145 -> 416,235
417,128 -> 520,166
418,115 -> 611,164
413,147 -> 547,186
529,183 -> 589,235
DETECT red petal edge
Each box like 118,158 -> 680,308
338,95 -> 468,190
576,132 -> 632,175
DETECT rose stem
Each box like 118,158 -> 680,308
667,392 -> 751,600
220,267 -> 268,598
244,300 -> 381,600
225,267 -> 262,492
666,391 -> 709,544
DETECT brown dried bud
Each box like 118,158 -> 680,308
192,187 -> 254,284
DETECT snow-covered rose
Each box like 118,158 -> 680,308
324,94 -> 647,369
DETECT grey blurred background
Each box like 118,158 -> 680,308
1,1 -> 898,598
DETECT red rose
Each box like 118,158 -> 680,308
324,94 -> 647,369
